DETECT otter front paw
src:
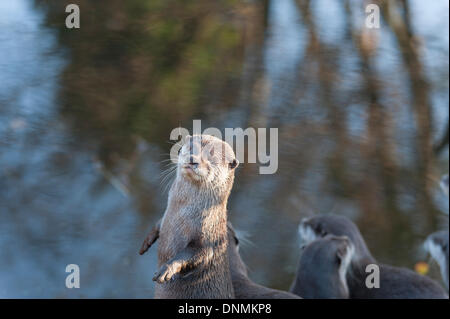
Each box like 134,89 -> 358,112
139,231 -> 158,255
153,262 -> 182,283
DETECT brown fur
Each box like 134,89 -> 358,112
143,135 -> 238,299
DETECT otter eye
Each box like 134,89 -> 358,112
316,224 -> 327,236
229,159 -> 238,169
234,236 -> 239,246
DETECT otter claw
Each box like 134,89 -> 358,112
153,264 -> 181,283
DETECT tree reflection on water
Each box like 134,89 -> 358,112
0,0 -> 448,297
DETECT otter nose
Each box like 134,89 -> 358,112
189,156 -> 200,169
190,162 -> 199,169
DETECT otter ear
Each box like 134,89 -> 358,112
336,250 -> 344,264
336,243 -> 349,264
229,159 -> 239,170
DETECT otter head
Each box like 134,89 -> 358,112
177,135 -> 239,190
226,222 -> 249,277
297,235 -> 354,299
298,215 -> 373,262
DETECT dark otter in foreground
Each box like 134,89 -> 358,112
226,223 -> 301,299
143,134 -> 239,299
298,215 -> 448,299
290,235 -> 354,299
425,230 -> 449,290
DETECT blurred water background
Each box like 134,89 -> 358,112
0,0 -> 448,298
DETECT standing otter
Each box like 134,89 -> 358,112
424,231 -> 449,290
226,223 -> 301,299
298,215 -> 448,299
142,134 -> 239,299
290,235 -> 354,299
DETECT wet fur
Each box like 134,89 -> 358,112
299,215 -> 448,299
148,135 -> 238,299
290,235 -> 354,299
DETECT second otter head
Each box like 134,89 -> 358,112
226,222 -> 249,277
298,214 -> 373,262
296,235 -> 354,299
177,135 -> 239,189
